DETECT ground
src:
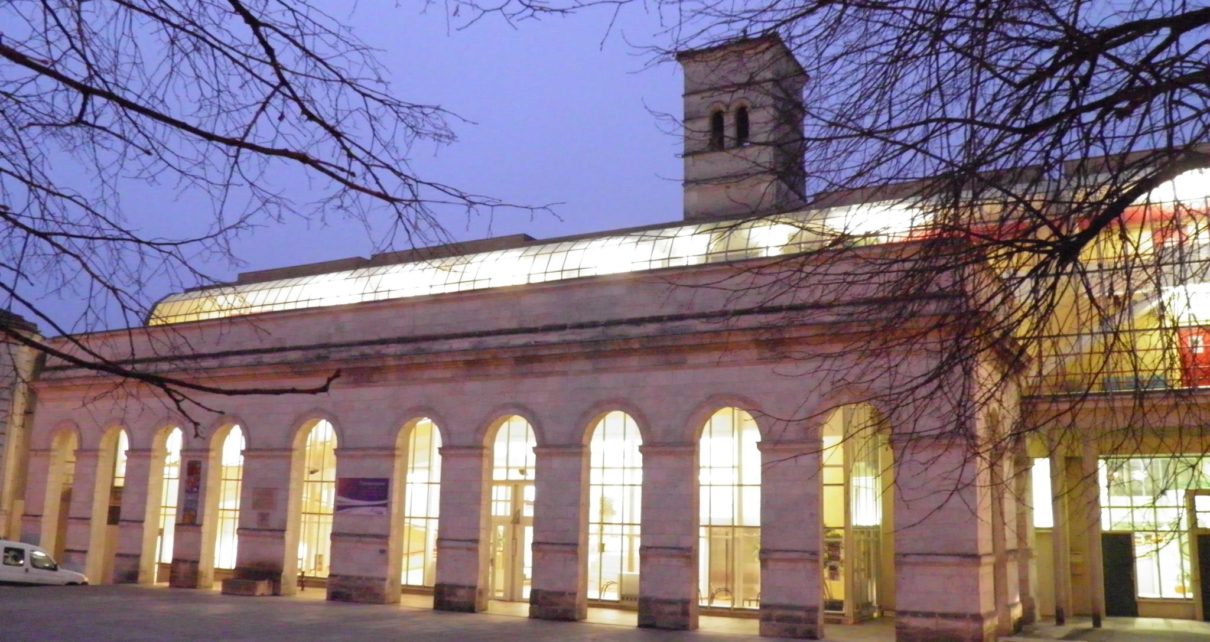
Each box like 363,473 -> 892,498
1,585 -> 1208,641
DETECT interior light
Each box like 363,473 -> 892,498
1145,168 -> 1210,205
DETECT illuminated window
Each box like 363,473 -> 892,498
587,411 -> 642,602
401,418 -> 441,588
148,206 -> 937,325
709,110 -> 725,151
489,416 -> 536,601
1100,456 -> 1210,599
1031,458 -> 1053,529
698,408 -> 761,610
214,426 -> 244,570
298,420 -> 337,578
156,428 -> 183,567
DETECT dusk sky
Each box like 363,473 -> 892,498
37,4 -> 686,333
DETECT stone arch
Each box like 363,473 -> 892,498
39,424 -> 80,559
286,409 -> 345,450
386,405 -> 451,447
141,423 -> 184,584
478,403 -> 546,447
197,419 -> 247,587
575,399 -> 653,446
392,415 -> 444,589
681,393 -> 767,443
283,415 -> 340,591
85,425 -> 129,583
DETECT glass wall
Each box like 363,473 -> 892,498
298,420 -> 337,579
1031,458 -> 1054,529
214,426 -> 244,570
587,411 -> 642,602
401,418 -> 441,588
156,428 -> 183,570
698,407 -> 761,610
1100,456 -> 1210,600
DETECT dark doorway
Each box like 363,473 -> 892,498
1198,535 -> 1210,621
1102,533 -> 1138,617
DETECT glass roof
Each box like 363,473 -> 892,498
149,203 -> 931,325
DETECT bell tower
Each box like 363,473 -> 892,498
677,34 -> 806,220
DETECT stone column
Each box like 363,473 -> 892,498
1049,453 -> 1072,625
892,436 -> 997,642
170,447 -> 211,588
1080,441 -> 1105,627
757,440 -> 823,639
1014,450 -> 1038,625
223,447 -> 293,596
112,448 -> 155,584
528,444 -> 589,621
433,445 -> 489,612
990,450 -> 1012,636
21,447 -> 51,546
71,448 -> 105,581
637,443 -> 698,631
326,447 -> 399,604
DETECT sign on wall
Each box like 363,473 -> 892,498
334,478 -> 389,516
180,459 -> 202,524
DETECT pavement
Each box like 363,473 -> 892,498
0,585 -> 1208,641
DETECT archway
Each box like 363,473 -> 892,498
293,419 -> 337,584
586,411 -> 642,603
201,424 -> 245,585
150,427 -> 183,583
698,407 -> 761,611
41,429 -> 78,560
487,415 -> 536,602
820,403 -> 894,623
87,428 -> 128,584
399,417 -> 442,588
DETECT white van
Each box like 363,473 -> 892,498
0,540 -> 88,585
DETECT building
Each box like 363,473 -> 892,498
14,34 -> 1210,642
0,310 -> 40,541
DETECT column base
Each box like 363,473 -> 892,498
111,552 -> 141,584
327,574 -> 399,604
169,560 -> 200,588
759,604 -> 821,639
896,610 -> 997,642
638,597 -> 697,630
528,589 -> 586,621
222,565 -> 283,596
434,583 -> 483,612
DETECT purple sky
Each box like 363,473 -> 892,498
37,5 -> 685,333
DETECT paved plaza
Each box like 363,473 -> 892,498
2,585 -> 1210,641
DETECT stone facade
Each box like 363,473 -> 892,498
11,35 -> 1041,642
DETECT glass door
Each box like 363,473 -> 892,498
489,480 -> 534,601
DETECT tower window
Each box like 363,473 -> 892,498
735,107 -> 750,146
709,110 -> 725,151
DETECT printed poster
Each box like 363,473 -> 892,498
334,477 -> 390,515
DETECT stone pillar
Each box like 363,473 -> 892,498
1080,442 -> 1105,627
528,445 -> 588,621
326,447 -> 399,604
990,450 -> 1012,636
892,437 -> 997,642
22,447 -> 51,546
1049,453 -> 1072,625
637,443 -> 698,631
433,445 -> 489,612
71,448 -> 106,581
223,447 -> 292,596
112,448 -> 155,584
170,447 -> 211,588
1014,450 -> 1037,625
757,440 -> 823,639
